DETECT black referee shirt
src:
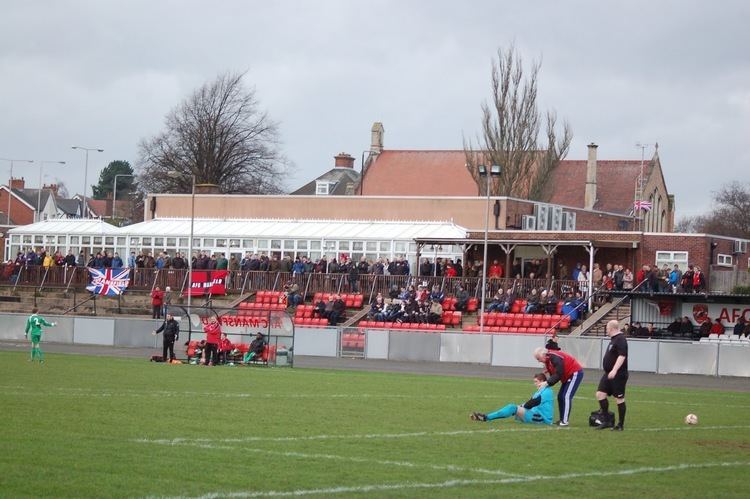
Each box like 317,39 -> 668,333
603,333 -> 628,373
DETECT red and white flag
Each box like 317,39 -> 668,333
186,270 -> 228,296
634,200 -> 653,211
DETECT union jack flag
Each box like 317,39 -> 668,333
86,268 -> 131,296
634,200 -> 653,212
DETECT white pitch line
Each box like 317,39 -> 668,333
154,461 -> 750,498
134,424 -> 750,447
177,442 -> 522,478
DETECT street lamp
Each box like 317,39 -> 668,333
112,174 -> 134,220
168,171 -> 196,309
478,164 -> 501,334
1,158 -> 34,226
71,146 -> 104,218
36,161 -> 66,222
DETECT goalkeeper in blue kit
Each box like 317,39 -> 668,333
25,307 -> 56,363
470,373 -> 554,425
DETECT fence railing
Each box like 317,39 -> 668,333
0,264 -> 590,302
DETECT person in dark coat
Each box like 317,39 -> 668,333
152,313 -> 180,362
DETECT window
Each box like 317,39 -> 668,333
81,236 -> 90,245
352,241 -> 363,251
379,241 -> 390,252
35,235 -> 43,244
229,239 -> 240,248
105,237 -> 114,245
142,237 -> 152,246
242,239 -> 253,248
167,238 -> 177,247
179,238 -> 188,247
717,254 -> 733,267
129,237 -> 139,245
154,237 -> 164,246
203,238 -> 214,247
11,235 -> 20,243
315,181 -> 330,195
655,251 -> 689,269
216,239 -> 226,248
257,240 -> 269,249
117,237 -> 126,246
394,242 -> 406,253
310,241 -> 321,250
339,241 -> 349,251
283,240 -> 294,250
93,236 -> 102,245
271,240 -> 281,249
22,235 -> 32,244
297,240 -> 308,250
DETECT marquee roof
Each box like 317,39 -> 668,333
8,218 -> 120,235
119,218 -> 468,240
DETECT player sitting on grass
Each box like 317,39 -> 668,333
470,373 -> 553,425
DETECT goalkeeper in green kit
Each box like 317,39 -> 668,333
25,307 -> 56,363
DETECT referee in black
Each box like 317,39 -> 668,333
152,313 -> 180,363
595,319 -> 628,431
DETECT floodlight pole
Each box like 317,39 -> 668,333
478,164 -> 501,335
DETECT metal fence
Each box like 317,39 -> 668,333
0,264 -> 583,304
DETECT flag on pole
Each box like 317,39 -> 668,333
86,268 -> 131,296
634,200 -> 653,211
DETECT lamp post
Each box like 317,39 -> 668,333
1,158 -> 34,226
169,172 -> 196,309
112,174 -> 134,220
478,164 -> 502,334
71,146 -> 104,218
36,161 -> 66,222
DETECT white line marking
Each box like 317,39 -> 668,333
134,424 -> 750,446
168,442 -> 522,478
154,461 -> 750,498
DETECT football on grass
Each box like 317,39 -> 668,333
684,413 -> 698,425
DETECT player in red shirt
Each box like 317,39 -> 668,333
533,346 -> 584,426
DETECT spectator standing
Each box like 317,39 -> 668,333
162,286 -> 173,317
203,317 -> 222,366
151,286 -> 164,319
668,264 -> 682,293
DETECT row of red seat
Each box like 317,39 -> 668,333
479,313 -> 570,329
255,290 -> 288,305
463,326 -> 551,335
313,293 -> 364,308
358,321 -> 447,331
292,317 -> 330,327
441,296 -> 478,312
240,302 -> 287,311
342,333 -> 365,349
441,310 -> 462,326
294,304 -> 318,318
499,300 -> 565,315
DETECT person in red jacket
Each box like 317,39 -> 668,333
488,260 -> 504,279
150,286 -> 164,319
534,346 -> 584,427
202,316 -> 222,366
709,318 -> 725,335
218,332 -> 235,364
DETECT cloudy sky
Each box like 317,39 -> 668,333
1,0 -> 747,219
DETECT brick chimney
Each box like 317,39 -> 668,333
334,152 -> 355,168
10,177 -> 25,190
584,143 -> 598,210
370,122 -> 384,154
43,183 -> 59,195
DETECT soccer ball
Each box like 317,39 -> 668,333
684,413 -> 698,425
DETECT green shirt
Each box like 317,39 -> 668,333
25,314 -> 53,336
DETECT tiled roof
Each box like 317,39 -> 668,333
547,160 -> 647,214
360,150 -> 478,196
361,150 -> 652,214
56,198 -> 81,215
292,168 -> 361,196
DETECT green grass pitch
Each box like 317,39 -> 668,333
2,351 -> 749,498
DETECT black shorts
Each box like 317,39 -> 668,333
598,372 -> 629,398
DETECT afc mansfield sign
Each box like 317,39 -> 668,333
683,302 -> 750,326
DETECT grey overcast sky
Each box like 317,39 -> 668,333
1,0 -> 748,218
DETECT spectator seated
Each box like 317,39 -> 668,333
358,320 -> 446,332
313,292 -> 364,308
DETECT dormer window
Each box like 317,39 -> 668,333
316,181 -> 331,195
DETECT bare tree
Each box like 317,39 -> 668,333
676,182 -> 750,238
137,71 -> 287,195
465,46 -> 572,198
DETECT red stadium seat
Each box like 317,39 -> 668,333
467,297 -> 478,312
